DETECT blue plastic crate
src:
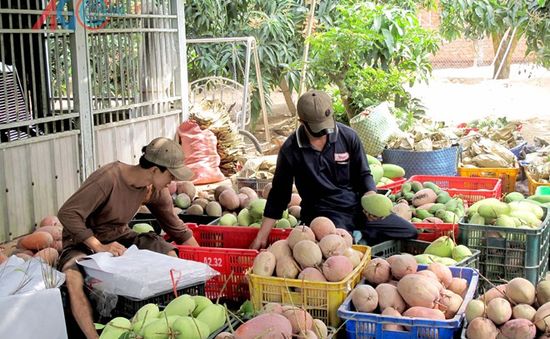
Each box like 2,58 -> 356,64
370,239 -> 480,269
337,265 -> 479,339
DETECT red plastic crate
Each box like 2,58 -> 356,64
378,177 -> 406,194
177,225 -> 290,303
407,175 -> 502,205
414,222 -> 459,242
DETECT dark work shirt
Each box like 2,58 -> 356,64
263,122 -> 377,231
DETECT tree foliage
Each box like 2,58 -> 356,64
184,0 -> 342,126
439,0 -> 550,78
307,2 -> 439,120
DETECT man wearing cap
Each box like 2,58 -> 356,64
57,137 -> 199,339
250,90 -> 417,250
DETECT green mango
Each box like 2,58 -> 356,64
436,191 -> 451,204
416,209 -> 433,220
470,213 -> 485,225
504,192 -> 524,203
429,203 -> 446,214
401,182 -> 412,194
423,182 -> 442,194
367,154 -> 381,166
444,199 -> 459,212
410,181 -> 423,193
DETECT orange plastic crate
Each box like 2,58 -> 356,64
177,224 -> 290,302
414,222 -> 459,242
526,171 -> 550,196
407,175 -> 502,205
458,166 -> 519,194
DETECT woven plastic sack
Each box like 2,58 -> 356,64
350,102 -> 399,157
176,120 -> 226,184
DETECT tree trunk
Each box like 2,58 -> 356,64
333,78 -> 355,120
491,32 -> 520,80
279,78 -> 296,116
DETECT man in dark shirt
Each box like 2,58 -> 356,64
250,90 -> 416,249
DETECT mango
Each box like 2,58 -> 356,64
423,182 -> 442,194
99,317 -> 131,339
401,182 -> 412,194
219,214 -> 237,226
134,303 -> 159,321
237,208 -> 251,226
416,209 -> 433,220
371,164 -> 384,183
196,304 -> 227,334
174,193 -> 191,209
477,199 -> 510,219
132,223 -> 154,234
367,154 -> 381,166
414,254 -> 436,264
428,203 -> 446,214
467,200 -> 484,218
504,192 -> 524,203
509,210 -> 542,228
444,199 -> 459,212
382,164 -> 405,179
424,236 -> 455,258
361,194 -> 393,218
452,245 -> 473,262
275,218 -> 291,229
510,200 -> 544,220
133,317 -> 157,336
470,213 -> 485,225
164,294 -> 196,317
436,192 -> 451,204
142,318 -> 170,339
173,316 -> 210,339
403,192 -> 415,201
288,214 -> 298,227
435,210 -> 459,224
248,198 -> 267,220
495,215 -> 516,227
192,296 -> 213,317
434,257 -> 458,266
410,181 -> 423,193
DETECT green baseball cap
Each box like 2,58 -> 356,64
297,90 -> 335,134
144,137 -> 194,181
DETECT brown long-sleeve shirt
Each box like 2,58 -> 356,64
58,162 -> 192,248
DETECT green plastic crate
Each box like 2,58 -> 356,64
536,186 -> 550,196
370,239 -> 480,269
458,208 -> 550,289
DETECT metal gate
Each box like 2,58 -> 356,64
0,0 -> 188,242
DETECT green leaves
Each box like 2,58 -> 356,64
439,0 -> 550,72
308,2 -> 438,119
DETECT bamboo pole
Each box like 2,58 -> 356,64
298,0 -> 317,98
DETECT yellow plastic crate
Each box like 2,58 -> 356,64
247,245 -> 371,327
458,166 -> 519,193
526,171 -> 550,196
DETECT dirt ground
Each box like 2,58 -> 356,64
256,63 -> 550,145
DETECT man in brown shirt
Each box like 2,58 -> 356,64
57,137 -> 199,339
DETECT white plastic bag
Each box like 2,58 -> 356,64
0,256 -> 65,297
77,245 -> 218,300
0,288 -> 67,339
